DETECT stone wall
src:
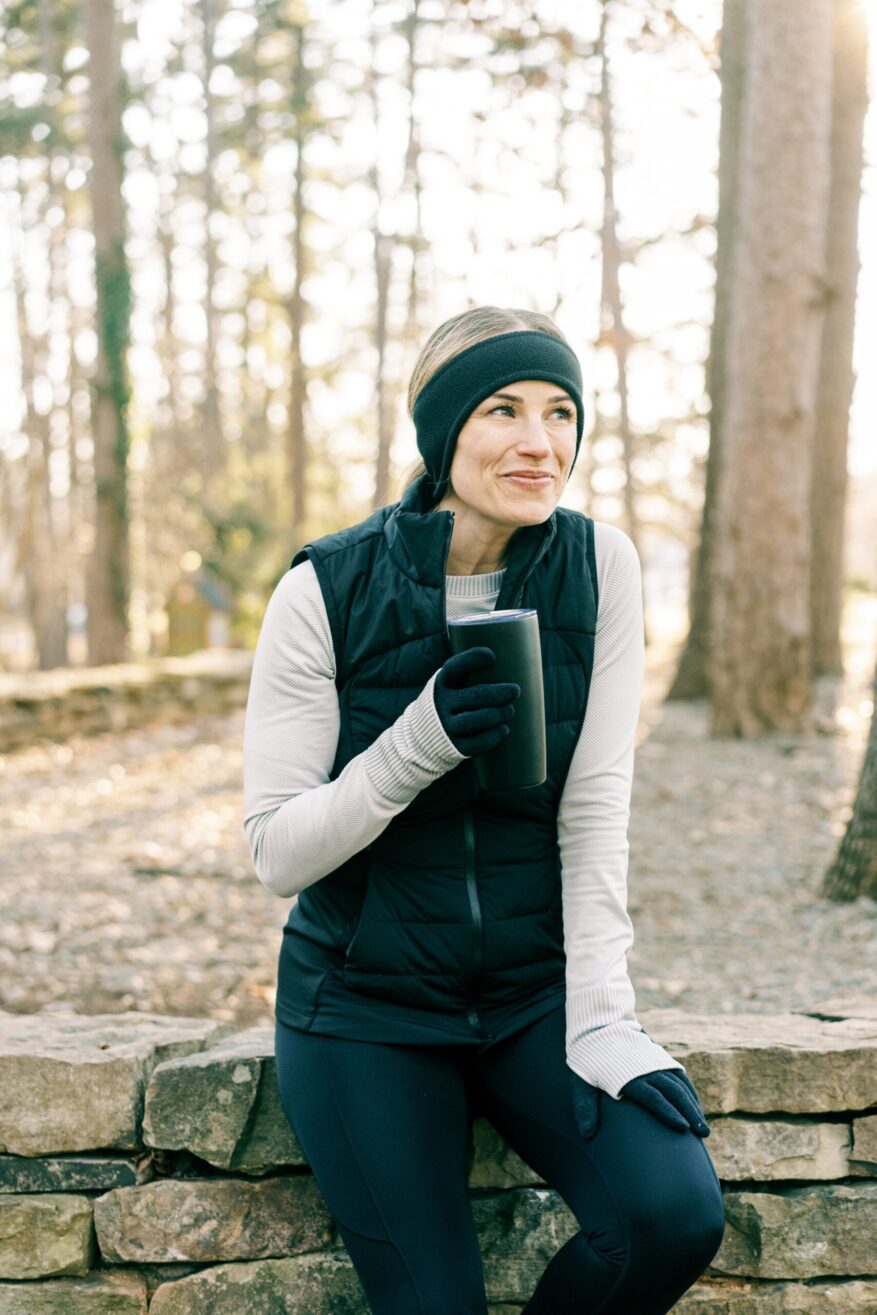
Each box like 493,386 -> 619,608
0,1001 -> 875,1313
0,651 -> 252,753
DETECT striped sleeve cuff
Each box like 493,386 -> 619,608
363,672 -> 466,804
566,1023 -> 685,1101
566,982 -> 685,1100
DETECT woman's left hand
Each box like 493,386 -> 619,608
621,1069 -> 711,1137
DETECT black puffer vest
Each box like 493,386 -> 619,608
274,475 -> 599,1048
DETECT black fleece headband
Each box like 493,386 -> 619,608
412,329 -> 585,502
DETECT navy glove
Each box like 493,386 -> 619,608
433,647 -> 521,757
620,1069 -> 711,1137
568,1068 -> 601,1141
568,1067 -> 711,1141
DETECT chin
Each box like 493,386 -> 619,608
499,502 -> 554,528
498,496 -> 558,527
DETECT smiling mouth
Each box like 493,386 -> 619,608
502,473 -> 555,487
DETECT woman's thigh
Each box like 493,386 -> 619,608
273,1019 -> 488,1315
472,1003 -> 726,1315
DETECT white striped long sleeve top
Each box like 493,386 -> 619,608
242,519 -> 684,1100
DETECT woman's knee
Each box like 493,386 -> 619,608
683,1186 -> 726,1273
636,1167 -> 725,1281
683,1145 -> 726,1268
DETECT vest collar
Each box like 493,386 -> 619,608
385,473 -> 557,601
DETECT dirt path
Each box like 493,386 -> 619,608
1,598 -> 875,1028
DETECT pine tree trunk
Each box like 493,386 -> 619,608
34,0 -> 69,668
369,3 -> 392,512
399,0 -> 427,506
200,0 -> 224,488
666,0 -> 747,701
597,0 -> 641,562
708,0 -> 833,736
286,22 -> 309,546
810,0 -> 869,677
84,0 -> 131,665
374,0 -> 424,511
10,176 -> 63,670
11,161 -> 69,671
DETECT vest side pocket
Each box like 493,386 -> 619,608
342,874 -> 373,969
340,864 -> 403,985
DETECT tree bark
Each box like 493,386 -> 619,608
286,21 -> 309,547
666,0 -> 747,701
10,175 -> 66,670
810,0 -> 869,677
368,3 -> 393,512
84,0 -> 132,665
200,0 -> 224,488
597,0 -> 641,561
397,0 -> 428,508
15,0 -> 70,669
708,0 -> 833,736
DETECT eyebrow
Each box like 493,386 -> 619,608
488,392 -> 573,404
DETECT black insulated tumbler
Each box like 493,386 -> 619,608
447,608 -> 547,791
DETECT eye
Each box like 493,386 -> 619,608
487,403 -> 575,419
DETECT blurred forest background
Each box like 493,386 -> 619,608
2,0 -> 877,744
0,0 -> 876,1027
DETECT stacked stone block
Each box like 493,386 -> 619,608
0,650 -> 253,753
0,1000 -> 875,1312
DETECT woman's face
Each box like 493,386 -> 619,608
442,378 -> 578,531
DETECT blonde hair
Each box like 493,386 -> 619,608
400,306 -> 574,494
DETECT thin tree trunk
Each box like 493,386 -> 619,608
369,0 -> 399,512
547,95 -> 574,322
597,0 -> 641,560
400,2 -> 426,507
65,217 -> 90,650
156,166 -> 183,444
822,648 -> 877,900
286,21 -> 308,545
666,0 -> 747,701
38,0 -> 76,668
810,0 -> 869,677
708,0 -> 833,736
551,90 -> 596,515
200,0 -> 224,486
10,176 -> 63,669
42,197 -> 72,669
240,38 -> 270,509
84,0 -> 132,665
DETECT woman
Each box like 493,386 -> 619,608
243,306 -> 725,1315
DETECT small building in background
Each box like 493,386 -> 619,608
165,569 -> 235,656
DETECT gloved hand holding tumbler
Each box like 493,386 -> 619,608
435,608 -> 547,790
433,646 -> 521,757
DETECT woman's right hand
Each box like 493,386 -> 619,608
433,647 -> 521,757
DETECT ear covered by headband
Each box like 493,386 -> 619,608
412,329 -> 585,502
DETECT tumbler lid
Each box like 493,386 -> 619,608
447,608 -> 537,626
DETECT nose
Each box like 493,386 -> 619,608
514,415 -> 554,457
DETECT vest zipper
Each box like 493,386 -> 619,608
462,767 -> 483,1025
440,513 -> 454,640
463,801 -> 483,991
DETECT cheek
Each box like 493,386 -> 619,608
452,443 -> 492,492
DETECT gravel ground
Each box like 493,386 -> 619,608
1,599 -> 875,1028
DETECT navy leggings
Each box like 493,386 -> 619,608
274,1001 -> 725,1314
